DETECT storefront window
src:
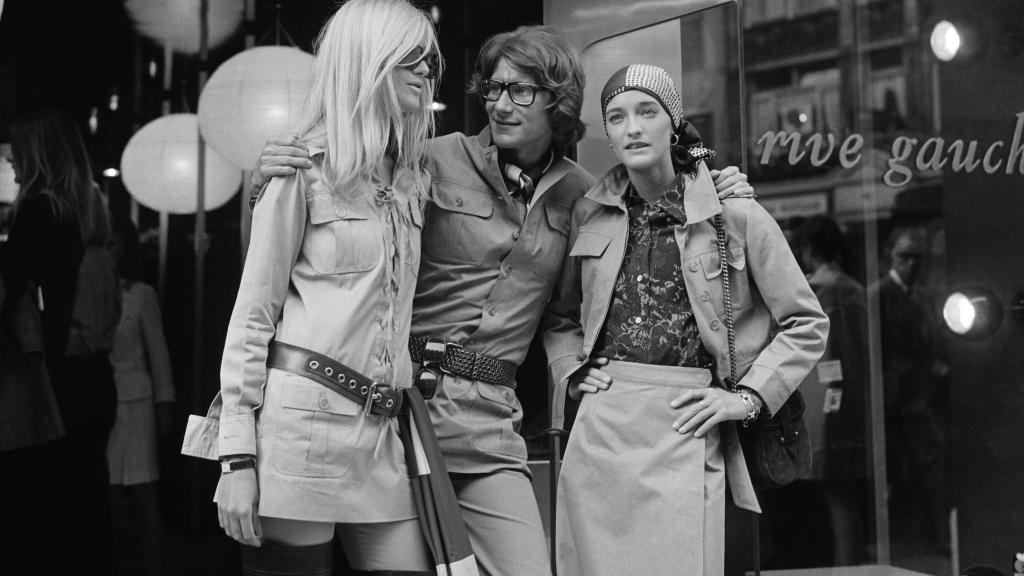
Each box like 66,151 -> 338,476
556,0 -> 1024,573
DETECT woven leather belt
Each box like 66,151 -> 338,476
409,336 -> 518,390
267,341 -> 403,418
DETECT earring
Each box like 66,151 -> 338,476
670,133 -> 680,146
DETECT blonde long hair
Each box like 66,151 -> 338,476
10,109 -> 110,247
293,0 -> 441,195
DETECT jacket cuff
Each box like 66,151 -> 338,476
218,413 -> 257,457
737,364 -> 790,417
549,353 -> 585,385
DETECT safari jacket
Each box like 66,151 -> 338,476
544,163 -> 830,428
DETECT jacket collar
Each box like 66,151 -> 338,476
470,126 -> 573,203
585,162 -> 723,224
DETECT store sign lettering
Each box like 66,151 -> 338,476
756,111 -> 1024,187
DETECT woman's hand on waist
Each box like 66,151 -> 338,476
217,465 -> 262,547
568,357 -> 612,400
670,387 -> 748,438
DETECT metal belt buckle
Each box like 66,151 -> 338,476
438,341 -> 463,376
421,337 -> 447,365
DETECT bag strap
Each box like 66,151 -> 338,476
714,213 -> 762,576
713,214 -> 738,389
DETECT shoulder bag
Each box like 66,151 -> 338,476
713,213 -> 812,489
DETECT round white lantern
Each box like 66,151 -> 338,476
198,46 -> 314,169
120,114 -> 242,214
125,0 -> 244,54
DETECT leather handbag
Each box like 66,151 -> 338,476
713,214 -> 811,490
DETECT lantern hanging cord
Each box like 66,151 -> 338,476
257,2 -> 298,48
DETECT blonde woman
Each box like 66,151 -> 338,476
182,1 -> 446,574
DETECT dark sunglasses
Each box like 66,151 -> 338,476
478,79 -> 545,106
398,46 -> 439,80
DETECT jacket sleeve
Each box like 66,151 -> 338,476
138,283 -> 175,404
540,201 -> 587,429
217,172 -> 306,457
739,202 -> 830,416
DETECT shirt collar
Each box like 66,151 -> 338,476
888,268 -> 911,293
586,162 -> 722,226
807,262 -> 842,286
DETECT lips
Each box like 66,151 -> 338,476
625,142 -> 649,149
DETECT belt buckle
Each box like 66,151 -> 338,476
363,381 -> 380,416
421,337 -> 447,365
438,341 -> 463,376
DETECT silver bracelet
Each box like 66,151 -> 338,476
735,388 -> 760,428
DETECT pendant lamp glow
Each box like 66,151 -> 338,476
120,114 -> 242,214
125,0 -> 244,54
198,46 -> 314,169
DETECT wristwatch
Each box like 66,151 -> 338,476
220,456 -> 256,474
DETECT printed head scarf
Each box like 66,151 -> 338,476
600,64 -> 716,173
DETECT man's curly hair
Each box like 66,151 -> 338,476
468,25 -> 586,150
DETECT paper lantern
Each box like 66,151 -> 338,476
120,114 -> 241,214
198,47 -> 314,169
125,0 -> 244,54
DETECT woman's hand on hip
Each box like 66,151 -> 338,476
568,357 -> 612,400
670,387 -> 748,438
217,469 -> 262,546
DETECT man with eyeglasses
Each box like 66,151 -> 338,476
250,25 -> 752,576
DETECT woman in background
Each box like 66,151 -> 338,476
107,218 -> 175,576
2,108 -> 118,574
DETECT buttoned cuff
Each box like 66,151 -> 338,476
737,364 -> 789,417
218,413 -> 257,457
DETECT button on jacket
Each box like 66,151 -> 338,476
183,134 -> 425,522
545,163 -> 829,422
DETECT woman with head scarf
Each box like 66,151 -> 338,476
545,65 -> 829,576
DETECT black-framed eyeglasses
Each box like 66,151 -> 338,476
479,79 -> 545,106
398,46 -> 439,80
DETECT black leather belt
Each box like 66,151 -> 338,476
408,336 -> 518,390
267,341 -> 404,418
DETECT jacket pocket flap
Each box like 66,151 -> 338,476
544,202 -> 571,235
569,231 -> 612,257
432,183 -> 494,217
308,194 -> 369,224
700,247 -> 747,279
478,382 -> 516,407
280,377 -> 359,416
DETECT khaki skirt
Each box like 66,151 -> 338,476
556,361 -> 758,576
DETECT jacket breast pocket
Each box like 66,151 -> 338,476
305,194 -> 380,275
422,182 -> 495,264
569,231 -> 613,323
272,375 -> 360,478
699,247 -> 751,315
528,202 -> 572,279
